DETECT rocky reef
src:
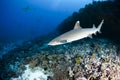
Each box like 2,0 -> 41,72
0,37 -> 120,80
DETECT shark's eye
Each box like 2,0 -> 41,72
60,40 -> 68,43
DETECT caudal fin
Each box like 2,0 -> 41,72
97,19 -> 104,33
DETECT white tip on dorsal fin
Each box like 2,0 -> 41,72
74,21 -> 82,29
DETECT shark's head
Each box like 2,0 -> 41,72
48,39 -> 68,46
48,41 -> 60,46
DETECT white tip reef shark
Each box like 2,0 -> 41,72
48,20 -> 104,46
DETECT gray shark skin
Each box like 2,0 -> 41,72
48,20 -> 104,46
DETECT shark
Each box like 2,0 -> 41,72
48,20 -> 104,46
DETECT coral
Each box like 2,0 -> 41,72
68,67 -> 74,78
29,58 -> 39,68
11,65 -> 52,80
1,37 -> 120,80
75,56 -> 81,64
53,70 -> 68,80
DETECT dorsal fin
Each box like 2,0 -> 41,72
74,21 -> 82,29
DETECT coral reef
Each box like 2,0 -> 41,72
0,38 -> 120,80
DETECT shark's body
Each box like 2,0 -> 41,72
48,20 -> 104,46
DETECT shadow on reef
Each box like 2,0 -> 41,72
56,0 -> 120,43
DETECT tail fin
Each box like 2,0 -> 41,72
97,19 -> 104,33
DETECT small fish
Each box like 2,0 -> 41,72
48,20 -> 104,46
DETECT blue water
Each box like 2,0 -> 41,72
0,0 -> 95,41
1,0 -> 120,80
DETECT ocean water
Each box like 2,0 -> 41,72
0,0 -> 120,80
0,0 -> 94,57
0,0 -> 93,41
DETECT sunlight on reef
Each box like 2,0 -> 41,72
11,65 -> 53,80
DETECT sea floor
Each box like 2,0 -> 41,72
0,38 -> 120,80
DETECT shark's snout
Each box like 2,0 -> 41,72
48,41 -> 60,46
48,42 -> 54,46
